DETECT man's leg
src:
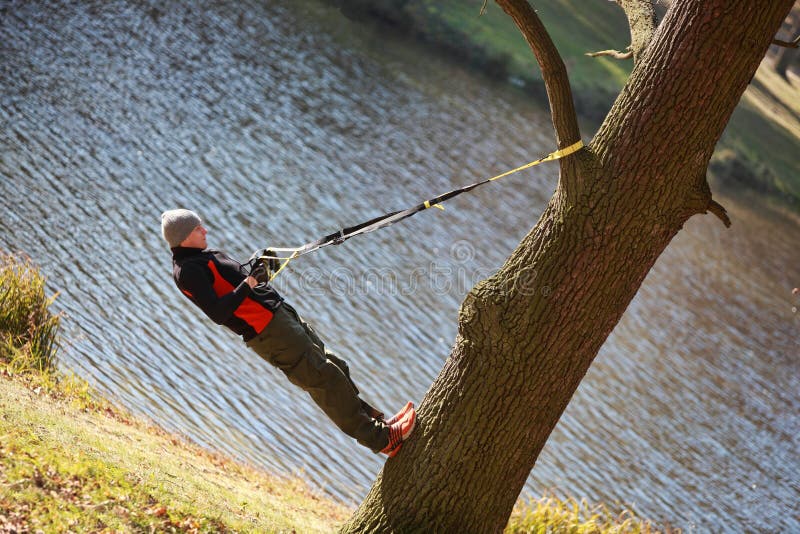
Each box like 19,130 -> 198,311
282,303 -> 385,420
246,304 -> 389,452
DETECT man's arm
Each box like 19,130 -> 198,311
178,262 -> 256,325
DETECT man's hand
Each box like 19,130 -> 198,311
263,249 -> 281,272
248,261 -> 269,284
248,248 -> 282,273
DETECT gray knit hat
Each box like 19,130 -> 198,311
161,209 -> 202,247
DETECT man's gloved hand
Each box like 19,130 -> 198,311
263,248 -> 281,272
248,260 -> 269,284
246,248 -> 282,284
247,248 -> 266,266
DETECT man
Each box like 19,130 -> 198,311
161,208 -> 416,457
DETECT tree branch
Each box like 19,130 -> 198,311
613,0 -> 657,62
494,0 -> 581,148
773,35 -> 800,48
585,47 -> 634,60
706,199 -> 731,228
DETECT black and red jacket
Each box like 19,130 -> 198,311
172,247 -> 283,341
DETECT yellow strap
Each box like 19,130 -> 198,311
424,200 -> 445,210
548,139 -> 585,159
488,139 -> 583,182
268,249 -> 300,282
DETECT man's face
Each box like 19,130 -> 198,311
180,225 -> 207,249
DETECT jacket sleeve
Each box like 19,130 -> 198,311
178,262 -> 251,325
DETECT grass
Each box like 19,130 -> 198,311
719,64 -> 800,201
508,495 -> 675,534
0,252 -> 670,532
0,374 -> 348,533
0,252 -> 61,374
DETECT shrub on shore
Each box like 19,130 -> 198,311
0,252 -> 60,374
508,494 -> 672,533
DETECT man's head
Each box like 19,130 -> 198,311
161,209 -> 206,248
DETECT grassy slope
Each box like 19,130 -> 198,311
0,374 -> 347,533
409,0 -> 631,89
0,371 -> 667,533
725,63 -> 800,198
403,0 -> 800,204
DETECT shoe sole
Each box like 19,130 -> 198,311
382,408 -> 417,458
400,408 -> 416,441
386,442 -> 402,458
385,401 -> 414,426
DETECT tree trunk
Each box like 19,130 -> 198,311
343,1 -> 794,532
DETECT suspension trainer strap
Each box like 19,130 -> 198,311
265,140 -> 584,281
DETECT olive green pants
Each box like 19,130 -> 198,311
246,302 -> 389,453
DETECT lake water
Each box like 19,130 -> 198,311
1,1 -> 798,531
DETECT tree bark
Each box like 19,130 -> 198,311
343,1 -> 794,532
615,0 -> 657,62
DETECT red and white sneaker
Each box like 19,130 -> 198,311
380,406 -> 417,458
385,401 -> 414,426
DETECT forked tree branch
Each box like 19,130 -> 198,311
773,35 -> 800,48
494,0 -> 581,148
609,0 -> 658,62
